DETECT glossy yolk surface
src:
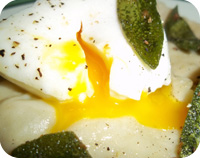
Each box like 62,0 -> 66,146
49,26 -> 189,133
43,40 -> 85,74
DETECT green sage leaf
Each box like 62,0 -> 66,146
179,83 -> 200,157
11,131 -> 92,158
165,6 -> 200,52
117,0 -> 164,69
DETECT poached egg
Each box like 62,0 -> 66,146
0,0 -> 171,101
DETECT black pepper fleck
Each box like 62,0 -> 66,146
37,68 -> 43,77
21,54 -> 25,60
33,20 -> 39,24
0,49 -> 5,57
68,88 -> 72,91
15,64 -> 19,68
148,87 -> 151,93
12,41 -> 20,48
11,52 -> 16,56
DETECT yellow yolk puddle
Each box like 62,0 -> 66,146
50,26 -> 189,133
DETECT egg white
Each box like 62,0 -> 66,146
0,0 -> 171,101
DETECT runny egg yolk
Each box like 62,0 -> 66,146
43,40 -> 85,73
49,26 -> 189,133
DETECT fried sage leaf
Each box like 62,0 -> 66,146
5,0 -> 36,8
165,6 -> 200,51
117,0 -> 164,69
179,83 -> 200,158
11,131 -> 92,158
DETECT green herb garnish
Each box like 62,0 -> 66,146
11,131 -> 92,158
5,0 -> 36,8
179,83 -> 200,157
165,6 -> 200,51
117,0 -> 164,69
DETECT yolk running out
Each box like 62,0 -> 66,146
50,26 -> 189,133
